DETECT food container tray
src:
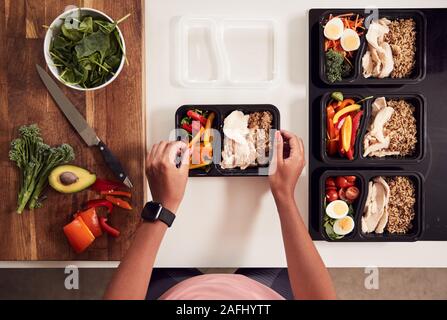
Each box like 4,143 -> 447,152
319,9 -> 426,85
321,93 -> 426,165
175,104 -> 280,177
319,170 -> 424,242
176,16 -> 279,88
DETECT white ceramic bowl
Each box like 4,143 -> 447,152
43,7 -> 126,91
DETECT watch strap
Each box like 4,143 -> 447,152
158,207 -> 176,227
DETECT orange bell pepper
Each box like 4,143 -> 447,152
105,195 -> 132,210
77,208 -> 102,237
63,216 -> 95,254
336,98 -> 356,111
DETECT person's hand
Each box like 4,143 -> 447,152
269,130 -> 305,203
146,141 -> 190,213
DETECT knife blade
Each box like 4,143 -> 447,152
36,64 -> 133,188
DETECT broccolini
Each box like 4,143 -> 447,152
9,124 -> 75,213
325,49 -> 353,83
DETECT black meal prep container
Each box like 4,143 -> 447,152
321,92 -> 426,165
319,9 -> 427,85
319,170 -> 424,242
175,104 -> 280,177
309,8 -> 434,242
320,92 -> 370,164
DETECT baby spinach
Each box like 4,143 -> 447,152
49,13 -> 129,88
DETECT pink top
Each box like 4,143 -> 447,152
159,274 -> 285,300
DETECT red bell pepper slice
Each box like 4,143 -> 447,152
91,179 -> 127,192
63,216 -> 95,254
181,123 -> 192,133
187,110 -> 207,126
100,190 -> 132,198
99,217 -> 120,238
85,199 -> 113,214
351,111 -> 363,148
105,195 -> 132,210
77,208 -> 102,237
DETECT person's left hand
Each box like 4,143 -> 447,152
146,141 -> 190,213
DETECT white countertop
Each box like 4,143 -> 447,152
2,0 -> 446,269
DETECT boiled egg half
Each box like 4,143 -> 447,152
340,28 -> 360,51
333,216 -> 355,236
326,200 -> 349,219
324,17 -> 344,40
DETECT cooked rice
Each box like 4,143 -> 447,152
385,99 -> 417,156
385,18 -> 416,78
385,176 -> 416,234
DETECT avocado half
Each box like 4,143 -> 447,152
49,165 -> 96,194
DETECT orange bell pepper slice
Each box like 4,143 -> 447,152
105,195 -> 132,210
77,208 -> 102,237
63,216 -> 95,254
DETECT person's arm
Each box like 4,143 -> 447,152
104,141 -> 189,300
269,130 -> 336,300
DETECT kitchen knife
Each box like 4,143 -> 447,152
36,64 -> 133,188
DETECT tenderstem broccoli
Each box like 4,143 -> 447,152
9,125 -> 75,213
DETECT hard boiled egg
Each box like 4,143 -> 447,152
324,17 -> 344,40
340,28 -> 360,51
326,200 -> 349,219
333,216 -> 355,236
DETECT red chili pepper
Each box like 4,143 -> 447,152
182,123 -> 192,133
100,190 -> 132,198
85,199 -> 113,214
351,111 -> 363,148
105,195 -> 132,210
91,179 -> 127,192
187,110 -> 207,126
99,217 -> 120,238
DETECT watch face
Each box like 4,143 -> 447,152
143,202 -> 162,221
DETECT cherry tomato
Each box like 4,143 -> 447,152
338,188 -> 347,201
326,189 -> 338,202
326,186 -> 337,191
335,176 -> 350,189
346,176 -> 357,183
326,178 -> 336,188
346,186 -> 360,201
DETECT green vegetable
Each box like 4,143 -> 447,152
331,91 -> 344,102
9,125 -> 75,213
325,49 -> 352,83
49,13 -> 130,88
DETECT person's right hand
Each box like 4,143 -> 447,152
146,141 -> 190,213
269,130 -> 305,202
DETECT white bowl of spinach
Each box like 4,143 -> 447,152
44,8 -> 128,91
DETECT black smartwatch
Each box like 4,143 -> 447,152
141,201 -> 176,227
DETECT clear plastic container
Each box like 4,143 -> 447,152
176,16 -> 279,88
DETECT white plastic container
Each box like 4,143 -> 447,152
176,16 -> 279,88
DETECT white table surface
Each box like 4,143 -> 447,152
1,0 -> 446,269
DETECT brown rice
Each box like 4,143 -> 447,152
385,99 -> 417,156
385,176 -> 416,234
385,18 -> 416,78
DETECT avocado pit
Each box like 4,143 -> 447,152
59,172 -> 79,186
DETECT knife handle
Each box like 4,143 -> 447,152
97,140 -> 128,183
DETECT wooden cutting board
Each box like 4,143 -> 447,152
0,0 -> 146,260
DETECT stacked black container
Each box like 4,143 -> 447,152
309,9 -> 428,242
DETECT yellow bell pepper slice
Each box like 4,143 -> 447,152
341,115 -> 352,153
333,104 -> 361,124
